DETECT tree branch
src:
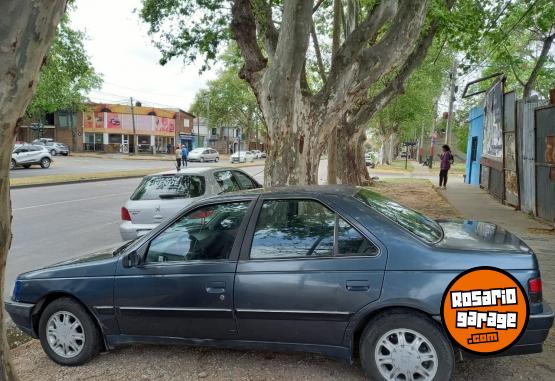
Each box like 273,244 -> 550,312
523,32 -> 555,98
311,22 -> 327,82
313,0 -> 325,14
231,0 -> 267,85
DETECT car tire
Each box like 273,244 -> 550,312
40,157 -> 51,169
10,159 -> 16,170
38,298 -> 102,366
215,157 -> 219,162
359,310 -> 454,381
50,149 -> 57,156
200,157 -> 204,163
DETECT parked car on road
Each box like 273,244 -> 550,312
365,152 -> 377,168
119,167 -> 260,240
259,151 -> 267,158
187,147 -> 219,162
230,150 -> 255,163
11,145 -> 52,169
44,141 -> 70,156
251,149 -> 263,159
6,186 -> 552,379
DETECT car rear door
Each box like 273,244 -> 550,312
115,198 -> 256,339
234,196 -> 387,346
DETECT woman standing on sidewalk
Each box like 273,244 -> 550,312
175,145 -> 182,170
439,144 -> 454,189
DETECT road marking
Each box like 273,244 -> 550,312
13,192 -> 130,211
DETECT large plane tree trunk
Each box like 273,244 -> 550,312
0,1 -> 67,379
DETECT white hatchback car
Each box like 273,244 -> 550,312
11,145 -> 52,169
187,147 -> 219,162
230,150 -> 255,163
119,167 -> 261,240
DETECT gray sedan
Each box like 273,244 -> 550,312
119,167 -> 260,240
5,186 -> 552,380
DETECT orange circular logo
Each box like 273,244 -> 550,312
441,267 -> 529,354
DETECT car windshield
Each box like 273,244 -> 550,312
354,188 -> 443,243
130,175 -> 205,200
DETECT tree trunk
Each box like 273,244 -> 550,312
523,33 -> 555,99
333,121 -> 370,185
327,130 -> 338,184
0,1 -> 67,380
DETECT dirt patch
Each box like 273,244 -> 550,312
528,227 -> 555,235
372,179 -> 462,220
6,326 -> 32,349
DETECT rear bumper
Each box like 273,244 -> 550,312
500,302 -> 554,356
119,221 -> 158,241
4,299 -> 37,338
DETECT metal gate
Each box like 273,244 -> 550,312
503,92 -> 518,206
517,99 -> 548,214
535,105 -> 555,222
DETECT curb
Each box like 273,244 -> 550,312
10,174 -> 148,189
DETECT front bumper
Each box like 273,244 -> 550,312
119,221 -> 157,241
4,299 -> 37,338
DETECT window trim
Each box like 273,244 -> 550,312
242,197 -> 381,262
132,197 -> 257,266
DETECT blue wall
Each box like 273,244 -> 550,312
465,107 -> 484,185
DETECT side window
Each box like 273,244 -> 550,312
233,171 -> 258,190
337,217 -> 378,256
250,200 -> 335,259
145,201 -> 250,263
214,170 -> 240,193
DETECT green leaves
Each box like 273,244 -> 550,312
26,15 -> 102,121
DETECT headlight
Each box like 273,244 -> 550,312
12,279 -> 22,302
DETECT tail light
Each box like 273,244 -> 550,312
528,277 -> 543,303
121,207 -> 131,221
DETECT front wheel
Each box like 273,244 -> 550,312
10,159 -> 16,170
40,157 -> 51,168
38,298 -> 102,365
359,311 -> 454,381
200,157 -> 205,163
214,156 -> 219,162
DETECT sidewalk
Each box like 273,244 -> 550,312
440,181 -> 555,305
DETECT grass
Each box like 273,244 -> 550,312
373,159 -> 414,173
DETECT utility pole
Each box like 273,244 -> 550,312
429,98 -> 438,168
197,116 -> 200,149
130,97 -> 137,155
418,122 -> 425,163
445,59 -> 458,145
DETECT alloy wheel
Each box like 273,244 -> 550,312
46,311 -> 86,359
375,328 -> 438,381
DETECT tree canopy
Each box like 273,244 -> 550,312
26,13 -> 102,121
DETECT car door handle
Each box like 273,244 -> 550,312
206,281 -> 226,294
346,280 -> 370,292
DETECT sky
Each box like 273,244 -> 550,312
70,0 -> 218,111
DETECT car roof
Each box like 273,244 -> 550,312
147,167 -> 247,177
215,184 -> 359,199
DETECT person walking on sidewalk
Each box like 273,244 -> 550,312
439,144 -> 454,189
182,146 -> 189,167
175,145 -> 182,170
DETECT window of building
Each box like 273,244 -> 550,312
108,134 -> 122,144
211,128 -> 218,136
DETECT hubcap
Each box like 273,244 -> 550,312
42,159 -> 50,167
375,328 -> 438,381
46,311 -> 85,358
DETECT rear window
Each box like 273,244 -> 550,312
130,175 -> 205,200
354,188 -> 443,243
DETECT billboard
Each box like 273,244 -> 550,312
482,81 -> 503,160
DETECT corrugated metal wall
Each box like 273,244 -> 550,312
535,105 -> 555,222
517,99 -> 548,214
503,92 -> 518,207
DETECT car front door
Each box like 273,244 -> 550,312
234,197 -> 387,346
115,198 -> 255,339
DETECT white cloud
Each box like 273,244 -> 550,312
70,0 -> 218,110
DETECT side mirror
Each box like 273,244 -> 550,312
123,251 -> 142,268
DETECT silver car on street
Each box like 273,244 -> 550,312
120,167 -> 261,240
11,145 -> 52,169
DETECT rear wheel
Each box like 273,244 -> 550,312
10,159 -> 16,170
50,149 -> 57,156
39,298 -> 101,366
215,156 -> 219,162
359,311 -> 454,381
40,157 -> 51,169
